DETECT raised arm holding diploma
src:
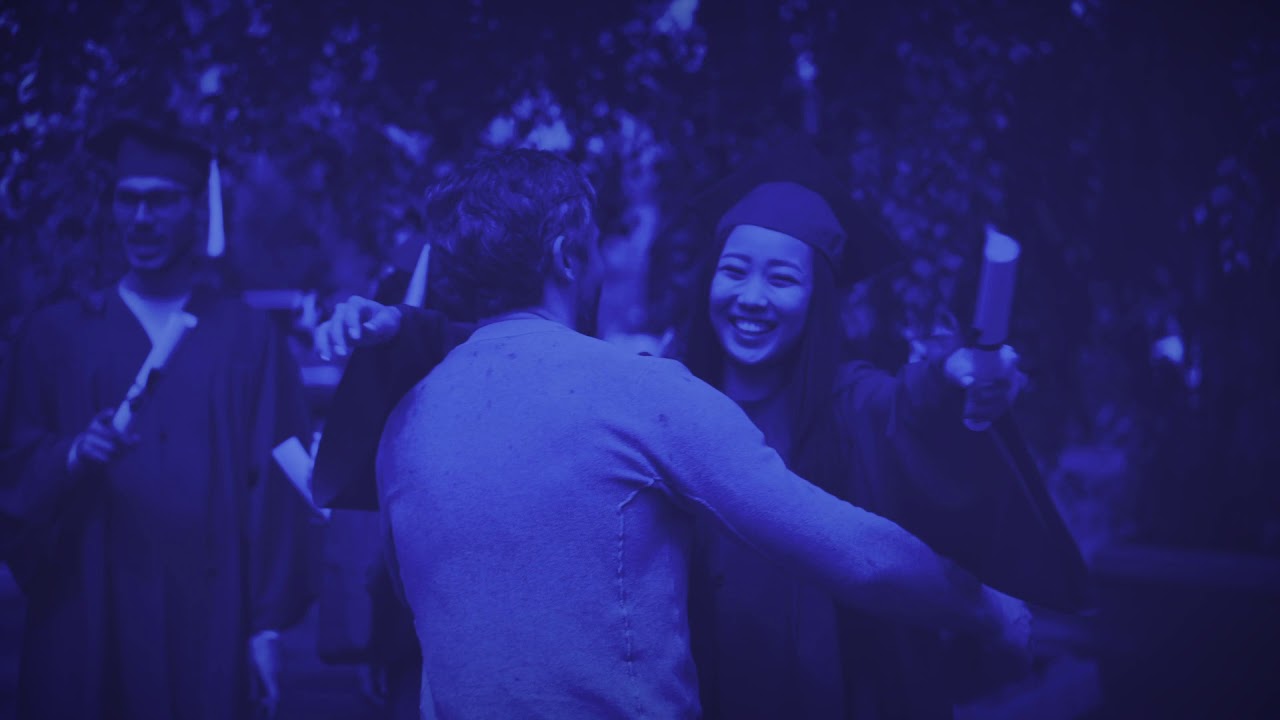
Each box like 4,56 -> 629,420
963,225 -> 1021,431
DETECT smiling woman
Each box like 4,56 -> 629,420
708,224 -> 815,373
669,134 -> 1088,720
677,154 -> 876,719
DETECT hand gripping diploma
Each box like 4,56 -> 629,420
67,310 -> 198,475
945,226 -> 1027,430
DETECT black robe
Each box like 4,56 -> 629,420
311,306 -> 472,512
0,284 -> 321,720
690,357 -> 1091,720
310,302 -> 471,720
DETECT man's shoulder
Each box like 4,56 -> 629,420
575,336 -> 695,379
25,297 -> 87,324
626,352 -> 696,380
12,295 -> 101,350
611,351 -> 724,411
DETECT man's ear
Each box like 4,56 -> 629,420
550,235 -> 577,282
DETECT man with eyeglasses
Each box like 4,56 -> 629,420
0,117 -> 320,720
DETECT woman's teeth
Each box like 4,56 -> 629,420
733,318 -> 773,335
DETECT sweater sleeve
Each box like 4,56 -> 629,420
637,359 -> 1002,637
835,359 -> 1091,612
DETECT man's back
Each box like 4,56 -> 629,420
378,317 -> 706,718
378,316 -> 1020,720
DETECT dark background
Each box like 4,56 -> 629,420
1,0 -> 1277,717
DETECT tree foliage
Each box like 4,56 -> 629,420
2,0 -> 1276,555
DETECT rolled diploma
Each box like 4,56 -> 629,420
272,436 -> 330,520
965,226 -> 1020,431
111,311 -> 199,433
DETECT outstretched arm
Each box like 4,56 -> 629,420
641,361 -> 1030,648
836,351 -> 1090,613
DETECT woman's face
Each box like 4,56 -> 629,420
708,224 -> 814,368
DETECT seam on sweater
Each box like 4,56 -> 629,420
615,481 -> 650,719
676,493 -> 774,562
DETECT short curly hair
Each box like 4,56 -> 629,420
424,149 -> 598,319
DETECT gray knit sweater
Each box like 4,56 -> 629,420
377,317 -> 988,720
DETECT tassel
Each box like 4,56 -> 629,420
403,242 -> 431,307
207,157 -> 225,258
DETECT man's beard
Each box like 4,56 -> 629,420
122,229 -> 196,274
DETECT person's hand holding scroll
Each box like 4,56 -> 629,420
945,344 -> 1028,425
67,408 -> 136,476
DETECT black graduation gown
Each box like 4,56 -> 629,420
309,303 -> 470,720
0,285 -> 321,720
690,357 -> 1090,720
311,306 -> 473,512
838,358 -> 1090,718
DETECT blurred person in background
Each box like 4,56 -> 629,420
0,116 -> 321,720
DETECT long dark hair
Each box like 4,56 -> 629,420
678,228 -> 850,496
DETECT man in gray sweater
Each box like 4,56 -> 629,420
376,149 -> 1030,719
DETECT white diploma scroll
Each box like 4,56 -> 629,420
965,226 -> 1021,432
272,436 -> 330,520
111,311 -> 199,434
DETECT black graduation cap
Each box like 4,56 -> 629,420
687,131 -> 904,287
87,116 -> 226,256
87,117 -> 211,189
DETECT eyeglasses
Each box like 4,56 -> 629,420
114,187 -> 192,217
